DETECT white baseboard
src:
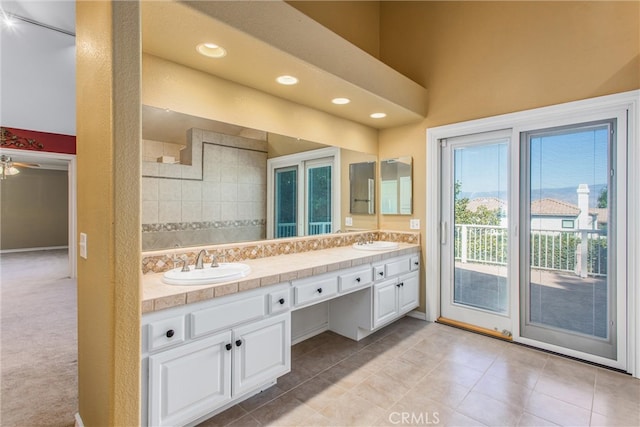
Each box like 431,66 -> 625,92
0,245 -> 68,254
74,413 -> 84,427
407,310 -> 427,321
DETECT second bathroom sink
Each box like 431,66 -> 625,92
352,241 -> 399,251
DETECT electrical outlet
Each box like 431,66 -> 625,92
79,232 -> 87,259
345,217 -> 353,226
410,219 -> 420,230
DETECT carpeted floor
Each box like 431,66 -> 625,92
1,249 -> 77,427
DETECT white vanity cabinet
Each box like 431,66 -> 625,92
232,313 -> 290,397
142,249 -> 421,426
329,253 -> 420,340
148,330 -> 232,427
372,258 -> 420,329
142,284 -> 291,427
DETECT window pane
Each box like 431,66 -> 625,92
275,167 -> 297,238
453,141 -> 509,314
307,165 -> 332,235
526,123 -> 612,341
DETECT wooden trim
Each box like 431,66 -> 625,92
437,317 -> 513,341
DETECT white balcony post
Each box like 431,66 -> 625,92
461,224 -> 468,263
580,230 -> 589,278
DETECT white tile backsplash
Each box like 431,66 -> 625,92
159,179 -> 182,201
220,145 -> 239,164
141,200 -> 159,224
181,200 -> 202,222
157,163 -> 181,179
158,201 -> 182,223
220,165 -> 238,183
221,182 -> 238,202
141,177 -> 159,201
202,201 -> 221,221
202,182 -> 221,202
220,202 -> 238,221
181,180 -> 202,201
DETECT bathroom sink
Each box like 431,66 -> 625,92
162,263 -> 251,286
352,241 -> 399,251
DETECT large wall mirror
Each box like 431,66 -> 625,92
141,105 -> 378,251
380,156 -> 412,215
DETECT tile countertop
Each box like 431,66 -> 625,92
142,243 -> 420,314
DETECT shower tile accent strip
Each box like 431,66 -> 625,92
141,230 -> 419,274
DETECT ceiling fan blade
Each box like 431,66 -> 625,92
13,162 -> 41,168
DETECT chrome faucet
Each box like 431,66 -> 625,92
210,254 -> 219,268
175,255 -> 190,272
195,249 -> 209,270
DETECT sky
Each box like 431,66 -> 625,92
453,125 -> 610,198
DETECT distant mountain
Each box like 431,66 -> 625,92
460,184 -> 607,208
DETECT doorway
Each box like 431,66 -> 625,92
0,148 -> 77,277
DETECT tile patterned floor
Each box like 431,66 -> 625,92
198,317 -> 640,427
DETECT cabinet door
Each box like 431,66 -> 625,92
148,331 -> 232,427
398,272 -> 419,314
373,279 -> 398,328
232,312 -> 291,397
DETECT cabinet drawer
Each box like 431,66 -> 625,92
410,255 -> 420,271
338,268 -> 373,293
147,315 -> 185,352
294,276 -> 338,306
385,258 -> 411,277
268,288 -> 291,314
190,294 -> 266,338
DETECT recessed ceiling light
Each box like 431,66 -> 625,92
370,112 -> 387,119
196,43 -> 227,58
276,75 -> 298,85
332,98 -> 351,105
1,12 -> 16,29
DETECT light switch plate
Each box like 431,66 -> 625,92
345,217 -> 353,226
410,219 -> 420,230
79,232 -> 87,259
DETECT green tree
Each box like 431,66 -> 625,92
454,181 -> 501,225
597,187 -> 607,208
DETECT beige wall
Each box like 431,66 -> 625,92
0,168 -> 68,250
287,1 -> 381,58
76,2 -> 140,425
374,1 -> 639,311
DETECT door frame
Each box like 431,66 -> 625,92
0,147 -> 77,278
426,90 -> 639,376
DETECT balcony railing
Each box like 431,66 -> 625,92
454,224 -> 607,277
276,221 -> 332,238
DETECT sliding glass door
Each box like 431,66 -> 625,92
268,148 -> 339,239
520,120 -> 617,359
306,159 -> 332,236
274,166 -> 298,238
440,116 -> 626,366
440,131 -> 513,335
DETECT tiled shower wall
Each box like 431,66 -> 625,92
141,129 -> 267,250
